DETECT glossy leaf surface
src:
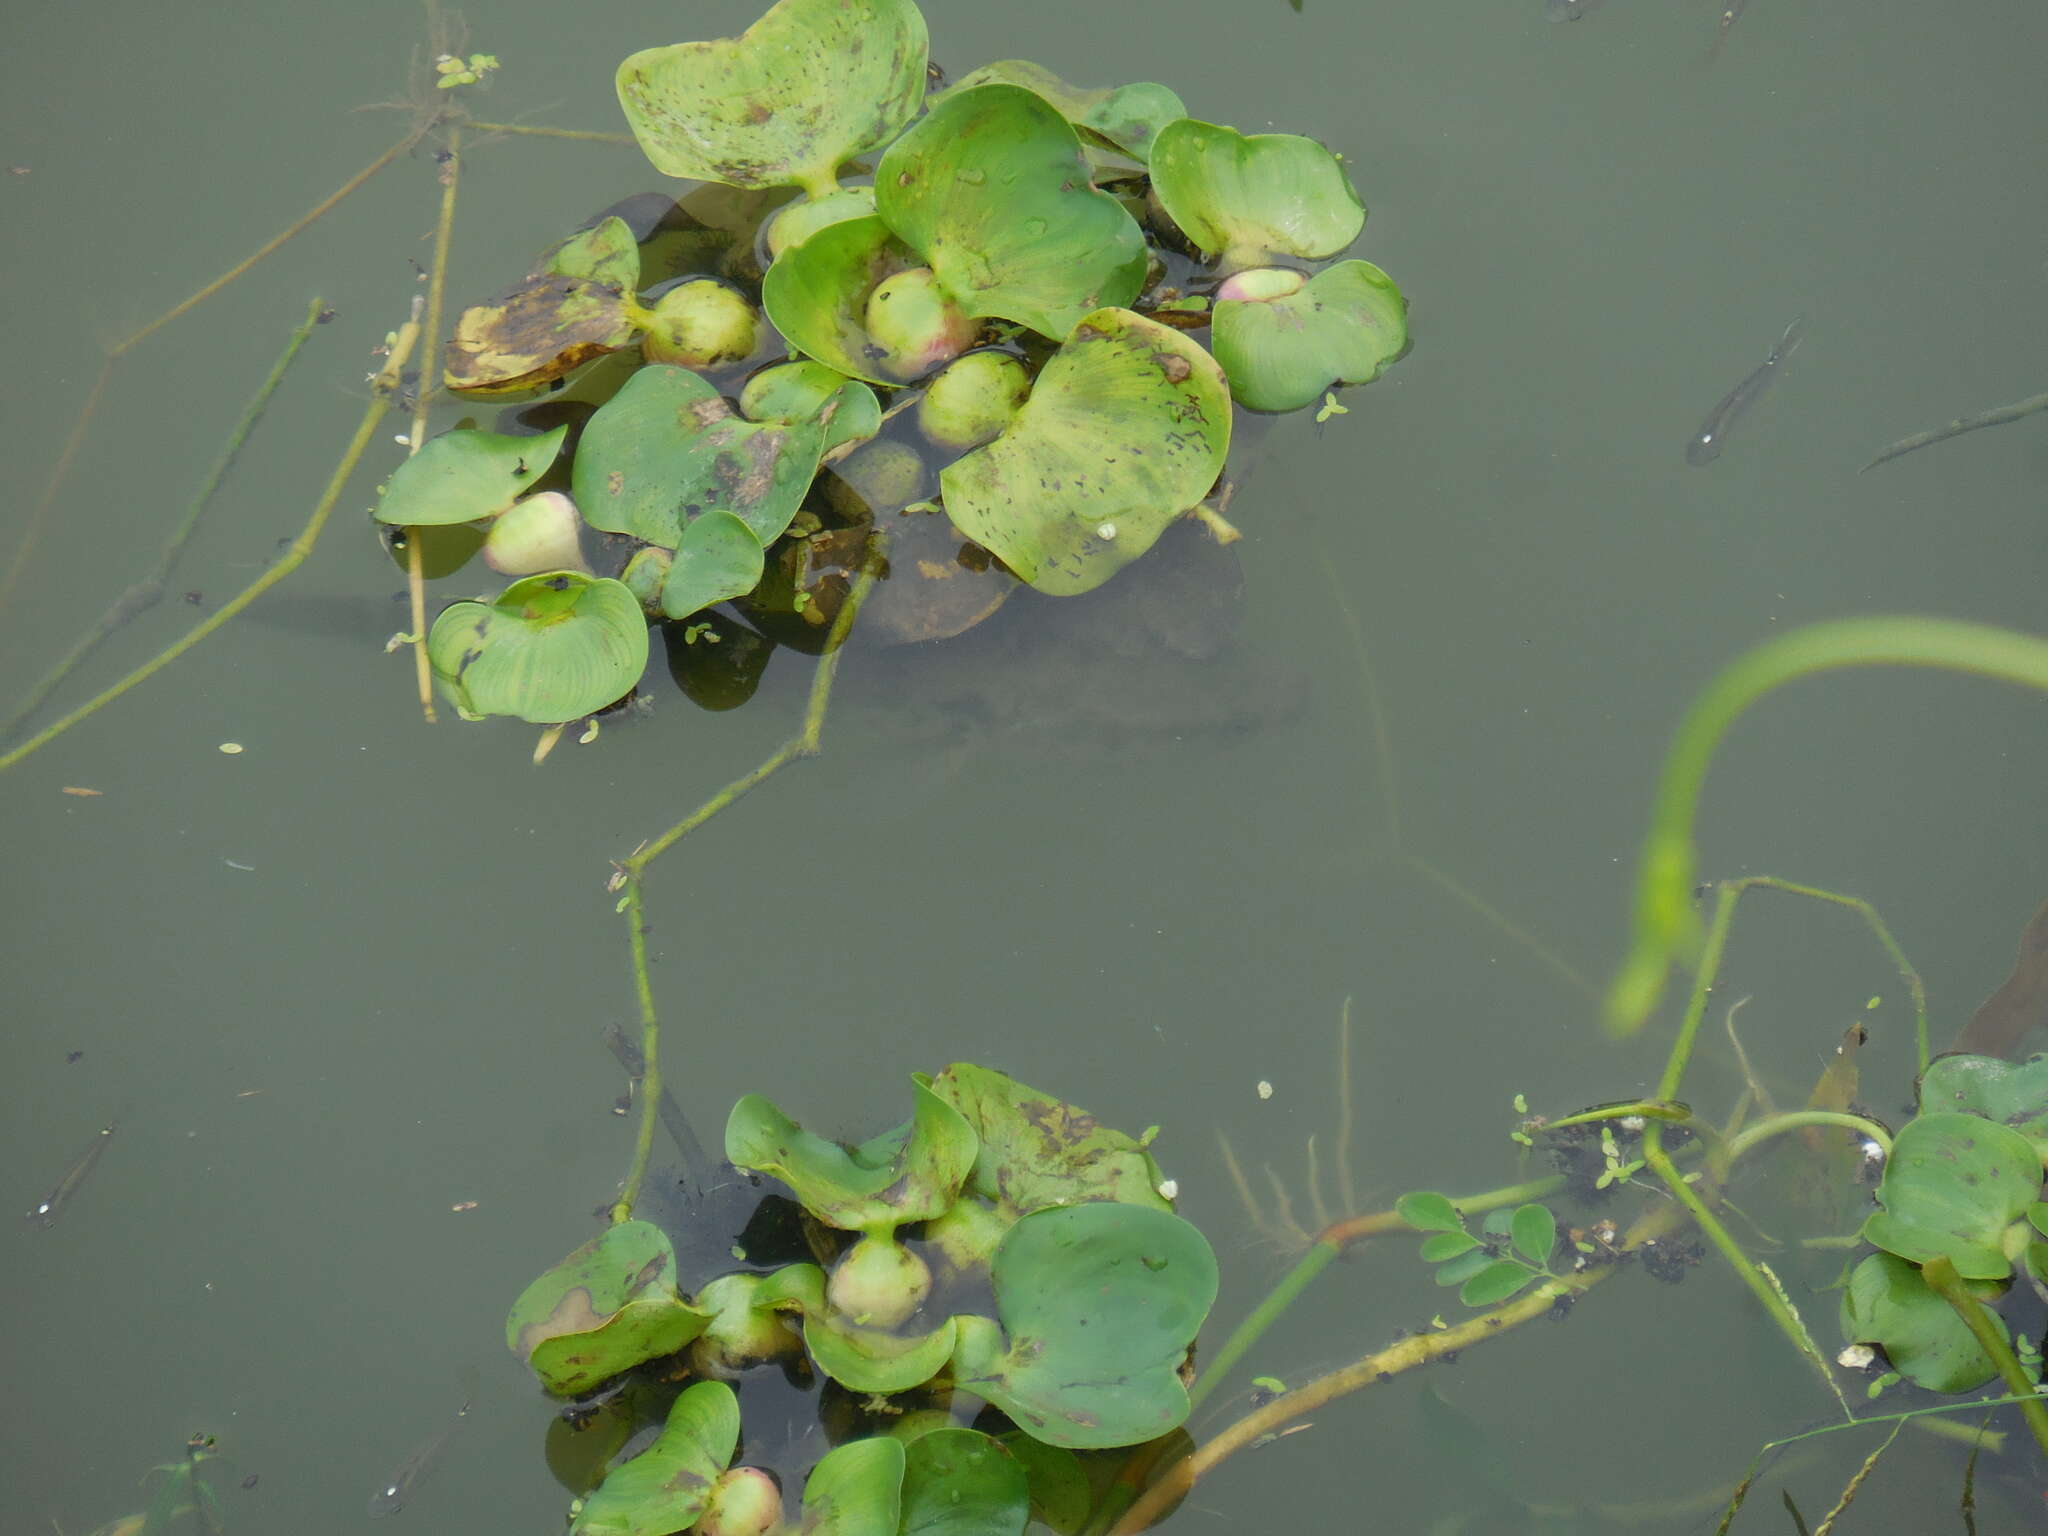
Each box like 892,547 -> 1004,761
950,1203 -> 1216,1448
428,573 -> 650,725
571,364 -> 827,550
617,0 -> 928,199
876,85 -> 1147,340
1149,118 -> 1364,270
726,1078 -> 979,1233
939,309 -> 1228,595
1212,259 -> 1407,413
569,1381 -> 738,1536
1839,1251 -> 2004,1393
939,61 -> 1185,164
899,1428 -> 1029,1536
506,1220 -> 711,1396
762,214 -> 922,386
1862,1112 -> 2043,1280
375,425 -> 568,527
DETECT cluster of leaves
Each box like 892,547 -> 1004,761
1838,1052 -> 2048,1394
506,1065 -> 1217,1536
1397,1192 -> 1563,1306
373,0 -> 1407,727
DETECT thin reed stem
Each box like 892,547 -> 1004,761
5,299 -> 325,739
0,298 -> 423,774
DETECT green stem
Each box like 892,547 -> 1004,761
1920,1256 -> 2048,1458
1725,1110 -> 1892,1162
406,120 -> 463,724
1192,1171 -> 1568,1424
608,543 -> 886,1217
1641,1124 -> 1845,1411
4,298 -> 325,739
0,137 -> 410,614
1187,1241 -> 1338,1413
0,297 -> 423,775
1606,618 -> 2048,1038
609,880 -> 662,1225
1544,1099 -> 1694,1132
465,120 -> 638,144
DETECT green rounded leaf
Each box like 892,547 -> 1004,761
1458,1260 -> 1538,1308
616,0 -> 929,200
762,215 -> 923,386
1918,1052 -> 2048,1155
940,62 -> 1185,164
505,1220 -> 712,1396
742,360 -> 882,455
428,573 -> 650,724
1417,1231 -> 1479,1263
570,1380 -> 739,1536
1212,260 -> 1408,413
1510,1204 -> 1557,1268
1396,1192 -> 1462,1232
726,1078 -> 980,1233
804,1314 -> 958,1396
1839,1251 -> 2005,1393
374,424 -> 568,526
801,1437 -> 906,1536
571,364 -> 828,549
1861,1112 -> 2044,1280
1431,1248 -> 1494,1288
938,308 -> 1229,596
925,1062 -> 1169,1233
876,84 -> 1148,341
661,510 -> 765,620
766,185 -> 881,261
1149,118 -> 1365,271
950,1204 -> 1217,1449
994,1435 -> 1089,1535
900,1428 -> 1029,1536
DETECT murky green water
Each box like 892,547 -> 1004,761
5,2 -> 2046,1530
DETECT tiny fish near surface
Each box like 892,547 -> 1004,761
368,1386 -> 472,1517
27,1122 -> 113,1227
1686,315 -> 1803,465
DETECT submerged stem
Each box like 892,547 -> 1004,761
0,297 -> 423,775
608,542 -> 887,1219
1920,1256 -> 2048,1459
405,120 -> 464,723
4,298 -> 325,740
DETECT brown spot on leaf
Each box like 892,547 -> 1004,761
512,1285 -> 610,1361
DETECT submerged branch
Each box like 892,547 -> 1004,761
608,541 -> 887,1221
4,298 -> 325,740
1862,387 -> 2048,471
0,297 -> 424,775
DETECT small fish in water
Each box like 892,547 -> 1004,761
368,1382 -> 472,1517
1708,0 -> 1752,60
1545,0 -> 1608,21
1685,314 -> 1803,465
27,1122 -> 114,1227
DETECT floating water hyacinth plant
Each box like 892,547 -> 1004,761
371,0 -> 1408,728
